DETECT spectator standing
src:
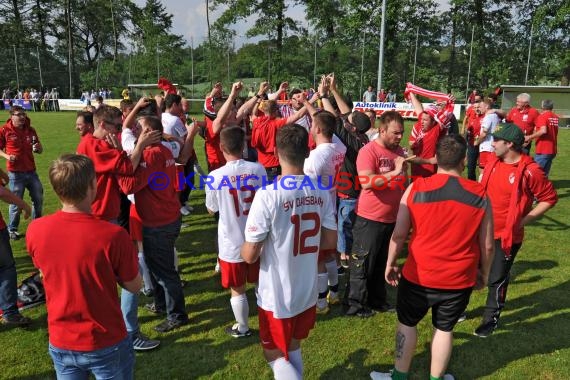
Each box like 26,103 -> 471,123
0,174 -> 32,326
0,106 -> 44,240
26,154 -> 141,379
370,134 -> 494,380
525,99 -> 559,176
346,111 -> 407,317
504,93 -> 539,154
362,85 -> 377,102
474,123 -> 557,337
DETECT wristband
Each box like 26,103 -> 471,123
255,94 -> 262,99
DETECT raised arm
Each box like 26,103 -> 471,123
328,73 -> 351,114
237,81 -> 269,121
268,81 -> 288,101
212,82 -> 243,135
409,92 -> 424,115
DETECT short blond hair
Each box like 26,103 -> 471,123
49,154 -> 95,204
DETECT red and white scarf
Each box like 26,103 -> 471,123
404,82 -> 454,128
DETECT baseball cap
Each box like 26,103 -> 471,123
491,123 -> 524,146
351,111 -> 371,133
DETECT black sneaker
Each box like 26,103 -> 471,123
346,307 -> 376,318
132,332 -> 160,351
1,313 -> 31,326
144,303 -> 166,315
225,323 -> 252,338
457,313 -> 467,323
370,303 -> 396,313
154,318 -> 189,333
9,231 -> 21,240
140,289 -> 154,297
474,320 -> 497,338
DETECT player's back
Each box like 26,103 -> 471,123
207,159 -> 266,262
245,175 -> 336,318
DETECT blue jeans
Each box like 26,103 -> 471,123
120,287 -> 139,337
534,154 -> 555,177
49,337 -> 134,380
109,219 -> 139,337
337,198 -> 357,254
8,171 -> 44,233
142,218 -> 187,322
0,228 -> 18,316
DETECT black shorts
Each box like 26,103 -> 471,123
397,276 -> 472,332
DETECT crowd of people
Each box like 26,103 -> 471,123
0,76 -> 560,379
1,88 -> 60,112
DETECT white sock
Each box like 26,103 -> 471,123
268,357 -> 301,380
288,348 -> 303,375
173,247 -> 179,271
318,272 -> 328,297
325,260 -> 339,288
230,294 -> 249,332
138,252 -> 153,291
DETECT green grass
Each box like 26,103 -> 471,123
0,111 -> 569,379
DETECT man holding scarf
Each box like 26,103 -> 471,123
474,123 -> 557,337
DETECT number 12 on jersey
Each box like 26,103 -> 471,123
290,212 -> 321,256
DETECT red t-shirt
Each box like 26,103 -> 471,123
0,118 -> 39,172
402,174 -> 487,289
26,211 -> 138,351
465,107 -> 483,145
409,115 -> 446,177
486,159 -> 557,243
534,111 -> 559,155
204,117 -> 226,171
77,134 -> 134,221
119,144 -> 180,227
251,116 -> 288,168
507,106 -> 539,135
355,141 -> 406,223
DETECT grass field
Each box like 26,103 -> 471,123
0,110 -> 569,380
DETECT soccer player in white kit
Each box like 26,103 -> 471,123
205,126 -> 266,337
241,124 -> 337,380
301,99 -> 346,313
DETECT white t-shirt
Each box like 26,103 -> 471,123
244,176 -> 337,318
206,160 -> 266,263
162,112 -> 187,140
479,113 -> 501,153
303,135 -> 346,190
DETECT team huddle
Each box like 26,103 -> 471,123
0,76 -> 559,380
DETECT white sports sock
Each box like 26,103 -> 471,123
325,260 -> 339,288
138,252 -> 153,291
318,273 -> 328,296
230,294 -> 249,332
287,348 -> 303,375
268,358 -> 301,380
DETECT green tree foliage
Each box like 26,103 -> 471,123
0,0 -> 568,100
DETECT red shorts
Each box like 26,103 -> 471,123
479,151 -> 493,168
219,259 -> 260,288
129,204 -> 143,241
258,306 -> 316,359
